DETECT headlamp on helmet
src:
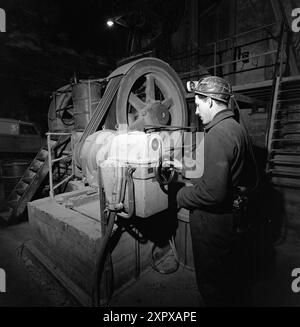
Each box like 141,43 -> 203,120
186,80 -> 199,93
186,76 -> 233,104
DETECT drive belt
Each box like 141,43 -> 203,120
75,75 -> 123,166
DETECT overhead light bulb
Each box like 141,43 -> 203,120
106,19 -> 114,27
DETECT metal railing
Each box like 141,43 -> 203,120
265,22 -> 286,172
46,132 -> 75,199
170,21 -> 280,83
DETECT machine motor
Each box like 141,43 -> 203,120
80,129 -> 168,218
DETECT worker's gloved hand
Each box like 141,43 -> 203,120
162,158 -> 183,171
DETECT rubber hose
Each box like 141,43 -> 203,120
93,210 -> 116,307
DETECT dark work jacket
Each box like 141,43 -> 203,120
177,109 -> 254,246
177,109 -> 252,212
176,109 -> 255,304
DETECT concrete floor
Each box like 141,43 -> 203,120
1,221 -> 300,307
253,228 -> 300,306
0,221 -> 203,307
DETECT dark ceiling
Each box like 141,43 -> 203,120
0,0 -> 188,128
0,0 -> 218,129
1,0 -> 188,56
0,0 -> 221,82
0,0 -> 189,90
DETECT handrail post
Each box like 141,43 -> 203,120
174,22 -> 278,80
267,76 -> 280,155
265,21 -> 285,172
47,133 -> 54,199
71,133 -> 75,177
47,132 -> 73,199
213,42 -> 217,75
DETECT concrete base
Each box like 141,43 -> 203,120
27,192 -> 154,306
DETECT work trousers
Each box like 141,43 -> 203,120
190,209 -> 253,307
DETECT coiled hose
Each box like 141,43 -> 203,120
151,236 -> 179,274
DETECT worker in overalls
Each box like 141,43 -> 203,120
177,76 -> 255,306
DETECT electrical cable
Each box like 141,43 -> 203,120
155,160 -> 175,187
93,210 -> 116,307
150,236 -> 179,274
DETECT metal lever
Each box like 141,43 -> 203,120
117,166 -> 135,219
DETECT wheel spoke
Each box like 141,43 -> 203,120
128,113 -> 136,126
162,97 -> 174,110
129,93 -> 146,112
145,110 -> 160,126
145,74 -> 155,102
129,117 -> 145,130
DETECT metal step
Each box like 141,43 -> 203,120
277,109 -> 300,114
8,192 -> 22,202
270,159 -> 300,166
271,138 -> 300,142
268,169 -> 300,178
36,149 -> 49,161
277,131 -> 300,135
272,119 -> 300,125
279,88 -> 300,94
282,120 -> 300,125
271,176 -> 300,189
30,160 -> 44,172
15,187 -> 27,196
272,131 -> 300,137
272,150 -> 300,155
22,171 -> 37,184
5,199 -> 18,209
272,154 -> 300,162
278,98 -> 300,103
0,140 -> 58,223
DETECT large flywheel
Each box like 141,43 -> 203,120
113,58 -> 187,131
48,58 -> 187,136
50,58 -> 188,168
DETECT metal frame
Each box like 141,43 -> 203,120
46,132 -> 74,199
266,22 -> 286,173
172,22 -> 279,81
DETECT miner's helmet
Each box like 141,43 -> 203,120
186,76 -> 233,104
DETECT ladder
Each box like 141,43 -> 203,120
266,23 -> 300,188
0,135 -> 71,224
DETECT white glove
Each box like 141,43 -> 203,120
162,158 -> 183,170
